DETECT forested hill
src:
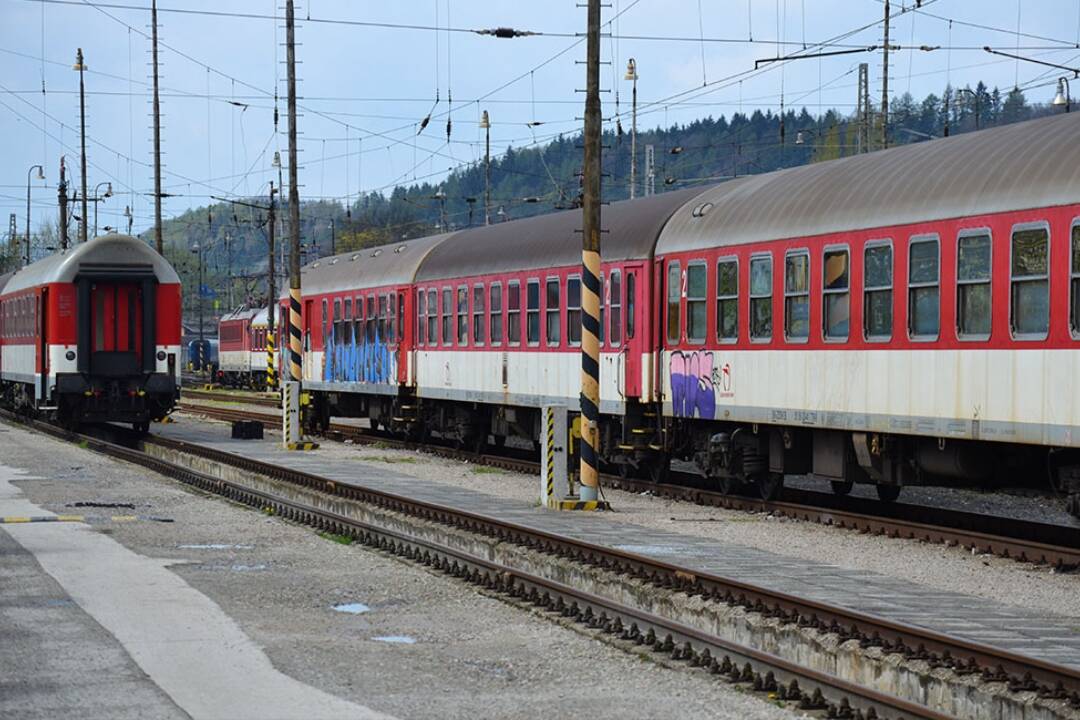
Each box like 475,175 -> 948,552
153,83 -> 1054,313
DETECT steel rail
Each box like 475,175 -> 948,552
155,410 -> 1080,704
1,409 -> 956,720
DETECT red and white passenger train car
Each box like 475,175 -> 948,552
218,305 -> 269,387
279,111 -> 1080,510
0,234 -> 181,430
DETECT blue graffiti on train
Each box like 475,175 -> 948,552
322,326 -> 397,384
669,350 -> 717,420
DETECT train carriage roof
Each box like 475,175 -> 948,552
220,306 -> 261,324
657,111 -> 1080,255
291,231 -> 454,299
1,233 -> 180,295
414,186 -> 707,283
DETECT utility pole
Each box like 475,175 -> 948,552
578,0 -> 602,504
480,110 -> 491,225
284,0 -> 311,449
857,63 -> 870,153
881,0 -> 890,149
58,157 -> 69,250
151,0 -> 163,254
25,164 -> 43,265
644,144 -> 655,196
224,230 -> 233,308
267,181 -> 277,391
74,49 -> 89,244
329,217 -> 335,255
626,59 -> 638,200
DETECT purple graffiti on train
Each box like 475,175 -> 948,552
669,350 -> 717,419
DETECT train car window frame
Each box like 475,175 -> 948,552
598,273 -> 606,346
391,292 -> 400,344
907,234 -> 941,341
508,280 -> 522,346
626,271 -> 636,340
822,245 -> 850,342
863,240 -> 893,342
716,256 -> 738,344
416,289 -> 425,347
685,260 -> 708,344
378,294 -> 390,343
1009,221 -> 1051,340
545,276 -> 561,347
321,299 -> 329,348
1071,220 -> 1080,338
456,285 -> 469,346
749,253 -> 773,342
441,287 -> 452,346
425,289 -> 437,345
473,283 -> 486,346
784,249 -> 811,343
956,228 -> 993,341
354,295 -> 362,346
526,278 -> 541,346
366,295 -> 376,344
567,275 -> 582,347
609,269 -> 623,347
666,261 -> 681,344
333,299 -> 343,347
490,283 -> 503,346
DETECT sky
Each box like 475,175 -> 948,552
2,0 -> 1080,238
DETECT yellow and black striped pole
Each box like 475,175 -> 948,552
266,331 -> 276,391
288,290 -> 302,383
545,407 -> 556,501
578,0 -> 601,503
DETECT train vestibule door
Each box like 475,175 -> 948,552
88,282 -> 142,376
621,262 -> 644,399
37,289 -> 48,402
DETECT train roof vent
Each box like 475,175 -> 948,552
330,258 -> 339,265
371,248 -> 382,257
350,254 -> 359,261
395,244 -> 407,253
691,202 -> 714,218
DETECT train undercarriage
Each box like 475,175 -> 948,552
303,385 -> 1080,516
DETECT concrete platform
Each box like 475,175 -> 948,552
157,420 -> 1080,670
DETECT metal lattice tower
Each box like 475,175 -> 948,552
7,214 -> 17,254
644,144 -> 655,197
857,63 -> 870,154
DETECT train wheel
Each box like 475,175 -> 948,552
644,456 -> 670,485
717,474 -> 742,495
876,484 -> 901,502
757,472 -> 784,501
830,479 -> 854,496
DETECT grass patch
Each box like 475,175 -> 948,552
368,455 -> 417,464
318,531 -> 354,545
471,466 -> 501,475
369,441 -> 395,450
78,440 -> 89,449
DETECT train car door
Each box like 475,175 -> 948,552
36,288 -> 47,402
396,289 -> 407,384
621,263 -> 645,399
88,282 -> 142,376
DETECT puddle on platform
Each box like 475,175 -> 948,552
373,635 -> 416,644
332,602 -> 371,615
178,543 -> 255,550
230,564 -> 267,572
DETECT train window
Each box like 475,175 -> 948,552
598,274 -> 605,346
441,288 -> 452,345
367,296 -> 376,344
716,258 -> 738,343
344,298 -> 352,327
610,270 -> 622,346
1071,222 -> 1080,336
908,236 -> 940,340
457,285 -> 468,345
508,281 -> 521,345
863,242 -> 892,340
360,295 -> 369,345
490,283 -> 503,345
389,292 -> 398,343
666,261 -> 681,343
378,295 -> 389,342
321,299 -> 329,348
416,290 -> 425,347
545,278 -> 561,347
750,254 -> 773,341
473,284 -> 486,345
567,276 -> 582,346
784,250 -> 810,341
396,292 -> 404,344
333,299 -> 342,346
626,272 -> 636,339
957,231 -> 992,339
426,289 -> 437,345
527,279 -> 541,345
823,248 -> 850,341
686,262 -> 708,343
1011,224 -> 1050,338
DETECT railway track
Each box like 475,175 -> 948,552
182,388 -> 280,408
9,406 -> 1080,718
177,400 -> 1080,570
